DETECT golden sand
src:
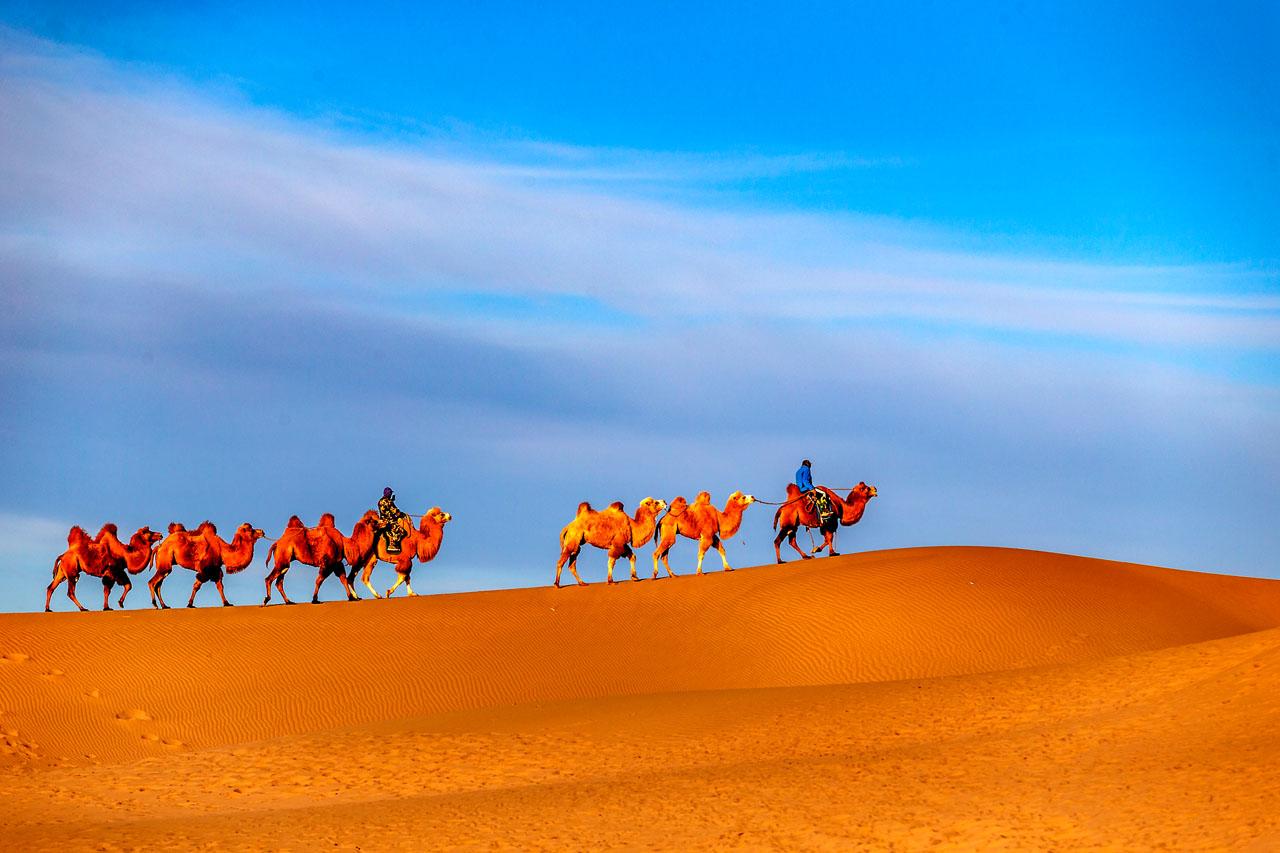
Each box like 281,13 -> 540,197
2,546 -> 1278,849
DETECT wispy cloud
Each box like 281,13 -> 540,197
2,26 -> 1276,357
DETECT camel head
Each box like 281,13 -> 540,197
420,507 -> 452,527
637,497 -> 667,515
726,490 -> 755,510
236,522 -> 265,541
318,512 -> 337,528
134,527 -> 164,547
849,482 -> 877,501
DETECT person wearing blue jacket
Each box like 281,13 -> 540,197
796,459 -> 834,523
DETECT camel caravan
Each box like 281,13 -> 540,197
45,466 -> 877,610
554,477 -> 877,587
46,508 -> 453,612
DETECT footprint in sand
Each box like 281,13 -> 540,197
140,733 -> 160,742
40,669 -> 65,680
162,738 -> 184,748
2,652 -> 30,664
115,709 -> 151,722
85,688 -> 101,699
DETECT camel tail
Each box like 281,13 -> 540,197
52,555 -> 61,578
772,506 -> 781,530
264,541 -> 277,568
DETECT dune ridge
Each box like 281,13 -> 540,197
3,546 -> 1279,849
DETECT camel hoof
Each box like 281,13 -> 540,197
577,581 -> 588,586
223,602 -> 234,607
186,604 -> 195,609
284,601 -> 295,606
311,598 -> 320,605
724,567 -> 734,572
103,606 -> 111,612
800,554 -> 813,560
830,551 -> 840,557
44,607 -> 51,613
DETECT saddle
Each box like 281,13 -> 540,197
804,488 -> 836,524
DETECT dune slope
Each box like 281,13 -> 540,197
2,546 -> 1279,849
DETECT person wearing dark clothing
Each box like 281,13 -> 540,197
795,459 -> 834,524
377,486 -> 410,554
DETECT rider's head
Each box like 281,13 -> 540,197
801,459 -> 812,468
383,487 -> 394,499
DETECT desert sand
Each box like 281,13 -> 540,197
2,545 -> 1279,850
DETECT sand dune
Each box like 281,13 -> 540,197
2,546 -> 1279,849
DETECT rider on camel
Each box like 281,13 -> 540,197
796,459 -> 835,524
377,487 -> 409,554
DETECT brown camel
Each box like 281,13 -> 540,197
46,524 -> 161,612
555,497 -> 667,587
772,482 -> 878,563
149,521 -> 265,608
653,490 -> 755,576
345,508 -> 452,598
262,513 -> 358,605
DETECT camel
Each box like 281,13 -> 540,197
46,524 -> 161,612
344,508 -> 452,598
149,521 -> 265,608
262,513 -> 358,605
772,482 -> 878,563
555,497 -> 667,587
652,490 -> 755,577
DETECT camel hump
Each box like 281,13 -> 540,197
785,483 -> 802,497
694,491 -> 712,504
68,525 -> 88,544
608,501 -> 625,512
286,515 -> 304,528
318,512 -> 336,527
576,501 -> 593,516
668,496 -> 689,516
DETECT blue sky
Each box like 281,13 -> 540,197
1,3 -> 1277,611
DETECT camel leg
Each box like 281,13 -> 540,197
263,567 -> 278,606
118,580 -> 131,608
65,576 -> 88,612
334,564 -> 358,601
629,552 -> 639,581
660,547 -> 678,578
361,559 -> 381,599
102,577 -> 114,611
714,536 -> 733,572
386,573 -> 406,598
187,578 -> 203,608
150,570 -> 171,609
774,530 -> 787,564
405,575 -> 417,597
311,567 -> 327,604
695,536 -> 716,575
45,571 -> 66,612
216,576 -> 233,607
606,555 -> 617,585
653,535 -> 678,579
555,547 -> 573,588
788,530 -> 811,560
275,572 -> 293,605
